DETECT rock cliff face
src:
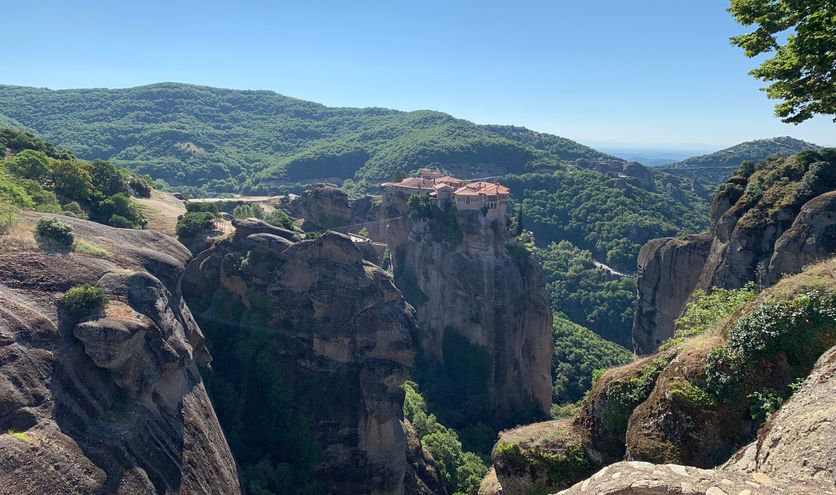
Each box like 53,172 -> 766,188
182,219 -> 417,495
557,338 -> 836,495
285,183 -> 383,235
0,213 -> 239,494
487,257 -> 836,494
632,234 -> 712,354
723,343 -> 836,484
286,183 -> 354,230
633,151 -> 836,354
380,192 -> 552,428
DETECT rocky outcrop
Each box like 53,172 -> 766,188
486,258 -> 836,493
381,192 -> 552,428
0,213 -> 239,494
183,218 -> 417,495
767,190 -> 836,283
632,234 -> 712,354
286,183 -> 353,230
575,158 -> 655,192
556,461 -> 835,494
633,151 -> 836,354
723,344 -> 836,484
491,420 -> 594,495
558,338 -> 836,494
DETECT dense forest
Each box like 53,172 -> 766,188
506,169 -> 709,271
538,240 -> 636,346
0,84 -> 615,193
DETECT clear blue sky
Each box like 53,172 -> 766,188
5,0 -> 834,148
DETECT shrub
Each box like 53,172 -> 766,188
706,287 -> 836,403
660,284 -> 757,351
59,284 -> 108,320
176,211 -> 217,237
748,388 -> 784,422
6,149 -> 51,182
493,440 -> 594,491
128,175 -> 153,198
668,379 -> 718,408
96,193 -> 145,228
264,208 -> 294,229
107,214 -> 134,228
62,201 -> 87,218
74,239 -> 110,258
7,430 -> 31,444
35,217 -> 74,250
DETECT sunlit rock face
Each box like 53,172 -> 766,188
633,153 -> 836,354
381,192 -> 553,429
184,219 -> 417,495
0,213 -> 240,494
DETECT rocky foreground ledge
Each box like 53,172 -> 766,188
555,461 -> 835,495
0,213 -> 240,494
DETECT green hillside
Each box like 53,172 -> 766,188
661,137 -> 820,185
0,83 -> 618,193
0,83 -> 713,341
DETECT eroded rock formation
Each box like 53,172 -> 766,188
381,192 -> 553,428
0,213 -> 239,494
183,218 -> 417,495
486,258 -> 836,494
632,234 -> 712,354
633,152 -> 836,354
558,338 -> 836,494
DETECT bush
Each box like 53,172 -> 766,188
660,284 -> 757,351
264,208 -> 294,229
35,217 -> 74,250
706,288 -> 836,403
128,175 -> 153,198
6,149 -> 51,182
107,214 -> 135,228
59,284 -> 108,320
62,201 -> 87,218
96,193 -> 146,228
176,211 -> 217,237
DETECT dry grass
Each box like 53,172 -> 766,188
74,239 -> 111,258
0,220 -> 37,252
134,190 -> 186,235
104,300 -> 137,320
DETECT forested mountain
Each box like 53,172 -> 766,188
0,83 -> 714,346
660,136 -> 820,186
0,83 -> 616,193
0,83 -> 709,259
